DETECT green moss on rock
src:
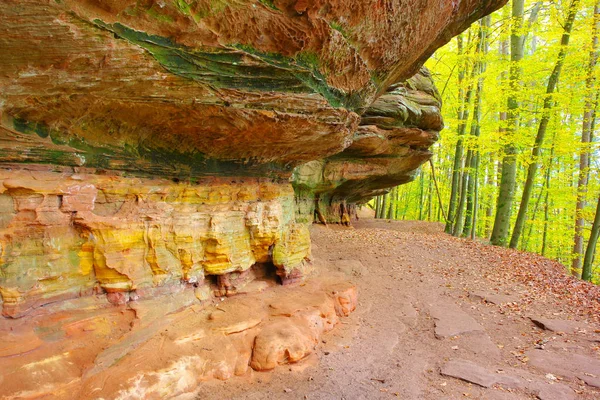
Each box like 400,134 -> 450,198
93,20 -> 366,110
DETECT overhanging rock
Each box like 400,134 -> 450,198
0,0 -> 506,311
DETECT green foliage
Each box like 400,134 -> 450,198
258,0 -> 279,11
375,0 -> 600,283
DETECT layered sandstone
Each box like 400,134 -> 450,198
294,68 -> 443,222
0,270 -> 356,399
1,0 -> 501,173
0,166 -> 311,317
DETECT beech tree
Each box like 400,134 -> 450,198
372,0 -> 600,284
583,194 -> 600,281
490,0 -> 527,247
510,0 -> 581,249
572,2 -> 599,276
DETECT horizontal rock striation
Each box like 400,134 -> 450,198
0,166 -> 311,317
0,0 -> 506,308
0,0 -> 502,173
293,68 -> 443,222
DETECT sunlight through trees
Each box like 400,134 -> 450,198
372,0 -> 600,283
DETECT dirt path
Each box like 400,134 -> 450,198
202,219 -> 600,399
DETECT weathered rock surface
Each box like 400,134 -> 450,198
0,273 -> 356,399
0,0 -> 502,172
470,291 -> 519,305
529,317 -> 582,334
526,349 -> 600,388
430,303 -> 485,339
441,359 -> 508,388
441,359 -> 576,399
0,166 -> 311,317
0,0 -> 505,223
293,68 -> 443,205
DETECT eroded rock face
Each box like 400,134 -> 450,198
0,271 -> 357,399
0,0 -> 506,304
0,166 -> 311,317
293,68 -> 443,221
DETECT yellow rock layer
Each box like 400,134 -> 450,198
0,167 -> 311,317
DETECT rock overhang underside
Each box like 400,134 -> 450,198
0,0 -> 507,316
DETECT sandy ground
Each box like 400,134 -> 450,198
200,219 -> 600,400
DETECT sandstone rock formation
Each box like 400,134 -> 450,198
0,271 -> 357,398
293,68 -> 443,221
0,167 -> 311,317
0,0 -> 506,397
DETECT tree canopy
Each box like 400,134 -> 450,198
372,0 -> 600,284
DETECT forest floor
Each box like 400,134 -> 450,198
202,218 -> 600,400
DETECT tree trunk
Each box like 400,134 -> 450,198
427,172 -> 433,221
471,152 -> 480,240
510,0 -> 581,249
485,155 -> 497,238
446,34 -> 468,233
491,0 -> 526,246
541,142 -> 555,257
461,149 -> 475,237
429,159 -> 448,224
523,176 -> 546,250
572,2 -> 599,276
582,194 -> 600,281
463,16 -> 490,238
419,170 -> 425,220
454,150 -> 472,236
452,19 -> 487,237
387,187 -> 396,219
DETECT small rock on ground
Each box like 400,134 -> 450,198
430,303 -> 484,339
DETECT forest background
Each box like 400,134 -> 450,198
371,0 -> 600,283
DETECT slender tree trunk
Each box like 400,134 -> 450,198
427,173 -> 433,221
454,150 -> 472,236
491,1 -> 542,246
491,0 -> 527,246
401,189 -> 411,219
381,193 -> 388,219
452,20 -> 487,237
446,35 -> 468,233
471,153 -> 480,240
541,188 -> 551,256
572,3 -> 599,276
486,6 -> 510,243
419,170 -> 425,220
510,0 -> 581,249
523,177 -> 546,250
463,17 -> 490,238
429,159 -> 448,224
461,149 -> 475,237
485,153 -> 496,237
459,16 -> 491,237
378,195 -> 385,219
394,196 -> 398,219
582,194 -> 600,281
541,143 -> 555,257
387,187 -> 396,219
